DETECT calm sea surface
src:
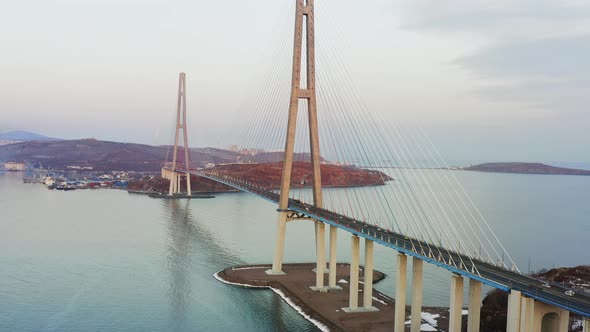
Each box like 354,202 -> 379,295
0,170 -> 588,331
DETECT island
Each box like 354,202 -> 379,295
464,162 -> 590,176
128,161 -> 393,194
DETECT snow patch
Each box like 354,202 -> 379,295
270,287 -> 330,332
421,313 -> 440,326
213,271 -> 267,288
447,308 -> 469,315
372,296 -> 387,305
231,266 -> 267,271
338,279 -> 348,284
406,313 -> 440,328
214,271 -> 330,332
420,324 -> 437,331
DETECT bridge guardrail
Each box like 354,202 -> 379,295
189,171 -> 590,318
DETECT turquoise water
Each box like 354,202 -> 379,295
0,170 -> 588,331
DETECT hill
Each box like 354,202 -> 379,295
211,161 -> 392,189
0,137 -> 345,172
0,130 -> 58,142
0,139 -> 238,171
0,138 -> 385,176
129,162 -> 392,193
533,265 -> 590,293
464,162 -> 590,176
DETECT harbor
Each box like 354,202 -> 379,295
22,172 -> 131,191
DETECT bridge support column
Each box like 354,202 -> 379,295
267,212 -> 288,275
328,226 -> 338,289
177,173 -> 181,193
467,279 -> 482,332
173,172 -> 178,194
311,221 -> 327,291
168,172 -> 176,196
186,174 -> 191,195
342,235 -> 360,312
394,253 -> 407,332
410,257 -> 423,332
362,239 -> 377,311
530,300 -> 571,331
583,318 -> 589,332
507,290 -> 522,332
519,296 -> 534,332
558,309 -> 569,332
449,274 -> 464,332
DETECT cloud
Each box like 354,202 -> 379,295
454,34 -> 590,119
400,1 -> 590,122
457,35 -> 590,79
403,1 -> 590,31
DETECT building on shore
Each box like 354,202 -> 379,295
4,161 -> 26,171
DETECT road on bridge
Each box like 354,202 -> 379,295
173,168 -> 590,319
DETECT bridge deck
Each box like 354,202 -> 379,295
172,168 -> 590,318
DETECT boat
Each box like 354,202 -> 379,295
148,192 -> 215,199
54,182 -> 77,191
55,186 -> 76,191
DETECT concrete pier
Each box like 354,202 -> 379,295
519,296 -> 534,332
363,239 -> 377,311
217,263 -> 393,331
394,253 -> 407,332
168,172 -> 174,195
558,309 -> 569,332
328,226 -> 338,289
410,257 -> 423,332
583,318 -> 589,332
449,274 -> 464,332
186,173 -> 191,195
344,235 -> 360,311
467,279 -> 482,332
218,263 -> 482,332
313,221 -> 327,291
530,299 -> 571,331
507,290 -> 522,332
268,212 -> 288,275
173,172 -> 178,194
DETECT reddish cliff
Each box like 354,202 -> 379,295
210,162 -> 392,189
128,162 -> 392,193
128,175 -> 233,193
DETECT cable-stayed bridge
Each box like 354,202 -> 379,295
161,1 -> 589,331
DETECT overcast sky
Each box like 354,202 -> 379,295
1,0 -> 588,164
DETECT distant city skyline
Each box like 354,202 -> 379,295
1,0 -> 589,164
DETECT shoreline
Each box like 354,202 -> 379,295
213,263 -> 458,332
213,270 -> 331,332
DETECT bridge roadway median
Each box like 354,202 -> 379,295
189,171 -> 590,319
